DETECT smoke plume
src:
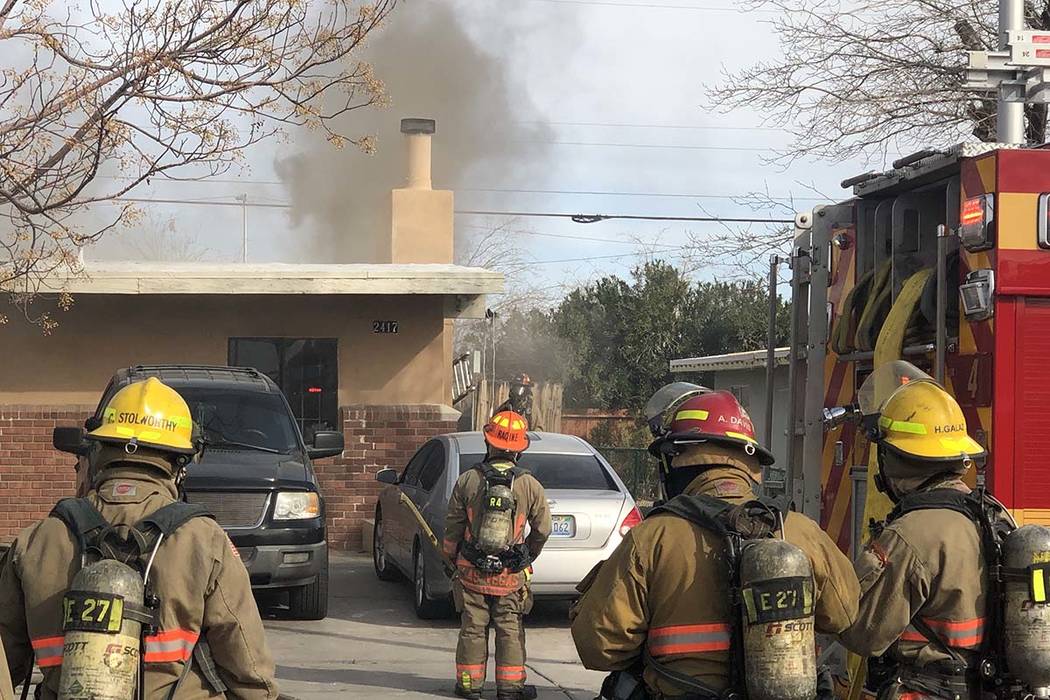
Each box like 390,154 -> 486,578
277,0 -> 562,262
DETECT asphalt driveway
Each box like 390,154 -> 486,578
262,553 -> 605,699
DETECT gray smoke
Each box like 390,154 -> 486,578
276,0 -> 562,262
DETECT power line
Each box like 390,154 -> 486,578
461,186 -> 822,202
531,246 -> 693,265
520,0 -> 776,13
457,222 -> 683,247
97,175 -> 816,202
514,140 -> 780,152
516,120 -> 781,132
455,210 -> 795,224
101,199 -> 794,225
112,197 -> 291,209
98,174 -> 285,186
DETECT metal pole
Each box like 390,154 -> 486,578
764,255 -> 780,448
998,0 -> 1026,144
935,225 -> 950,383
784,249 -> 804,507
237,194 -> 248,262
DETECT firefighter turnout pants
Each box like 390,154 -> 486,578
455,584 -> 532,695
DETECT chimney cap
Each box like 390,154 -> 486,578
401,118 -> 436,135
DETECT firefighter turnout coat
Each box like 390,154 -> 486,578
443,460 -> 552,596
0,467 -> 279,699
840,480 -> 989,672
571,468 -> 860,696
0,636 -> 11,700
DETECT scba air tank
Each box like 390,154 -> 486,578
1003,524 -> 1050,698
58,559 -> 144,700
739,538 -> 817,700
476,483 -> 516,556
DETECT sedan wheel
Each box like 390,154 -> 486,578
412,544 -> 449,619
373,513 -> 402,582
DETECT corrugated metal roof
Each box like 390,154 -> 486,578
670,347 -> 790,373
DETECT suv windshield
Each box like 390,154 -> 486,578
459,453 -> 618,491
176,387 -> 300,453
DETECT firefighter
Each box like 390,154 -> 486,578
0,378 -> 279,699
443,411 -> 551,700
839,362 -> 1001,699
571,386 -> 860,699
496,374 -> 535,427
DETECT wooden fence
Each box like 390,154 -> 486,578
560,409 -> 635,440
469,380 -> 563,432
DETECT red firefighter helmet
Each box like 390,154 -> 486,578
483,410 -> 530,452
651,390 -> 775,466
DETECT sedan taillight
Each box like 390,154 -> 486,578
619,506 -> 643,537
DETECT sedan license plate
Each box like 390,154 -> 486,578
551,514 -> 576,538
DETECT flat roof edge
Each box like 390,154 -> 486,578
670,347 -> 790,373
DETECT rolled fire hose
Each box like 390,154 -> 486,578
853,262 -> 893,353
831,267 -> 876,355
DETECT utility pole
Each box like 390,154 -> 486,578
998,0 -> 1026,143
236,194 -> 248,262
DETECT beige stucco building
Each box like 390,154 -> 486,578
0,118 -> 502,549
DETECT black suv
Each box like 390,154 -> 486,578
54,365 -> 342,619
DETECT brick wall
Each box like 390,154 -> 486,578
0,406 -> 92,543
0,403 -> 457,550
315,404 -> 459,551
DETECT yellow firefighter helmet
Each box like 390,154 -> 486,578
87,378 -> 196,454
877,375 -> 985,462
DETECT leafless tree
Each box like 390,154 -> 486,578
671,183 -> 834,279
123,213 -> 211,262
710,0 -> 1050,165
1,0 -> 395,325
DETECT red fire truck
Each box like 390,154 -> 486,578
778,142 -> 1050,554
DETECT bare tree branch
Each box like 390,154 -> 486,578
709,0 -> 1050,164
1,0 -> 396,325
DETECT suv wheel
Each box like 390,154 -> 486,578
413,543 -> 449,620
288,549 -> 329,620
373,511 -> 402,581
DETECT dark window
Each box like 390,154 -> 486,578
177,387 -> 300,453
418,443 -> 448,492
229,338 -> 338,439
459,453 -> 618,491
402,442 -> 437,486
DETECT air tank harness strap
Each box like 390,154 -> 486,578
50,498 -> 109,569
459,540 -> 532,573
640,647 -> 729,700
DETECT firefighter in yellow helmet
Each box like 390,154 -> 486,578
571,384 -> 859,699
0,377 -> 279,699
838,361 -> 1011,699
443,411 -> 551,700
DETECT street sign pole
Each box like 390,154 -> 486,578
998,0 -> 1026,143
966,1 -> 1050,141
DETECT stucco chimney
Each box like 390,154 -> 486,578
386,117 -> 453,264
401,118 -> 435,190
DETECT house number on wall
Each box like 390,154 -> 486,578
373,321 -> 399,334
